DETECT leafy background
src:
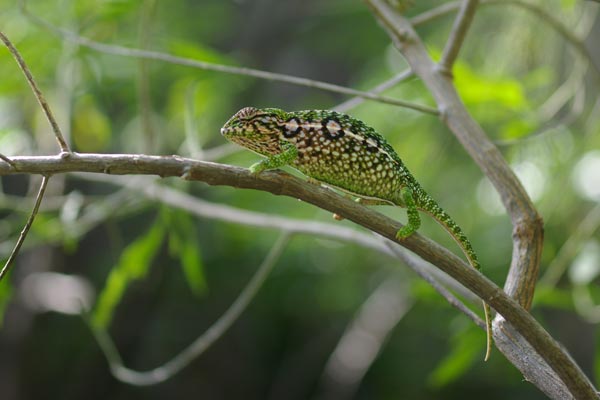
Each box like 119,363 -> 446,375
0,0 -> 599,399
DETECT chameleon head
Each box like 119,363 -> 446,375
220,107 -> 287,156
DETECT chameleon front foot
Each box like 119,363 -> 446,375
395,225 -> 417,240
249,161 -> 267,175
395,187 -> 421,240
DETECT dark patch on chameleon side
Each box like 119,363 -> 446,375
283,117 -> 303,138
321,117 -> 346,140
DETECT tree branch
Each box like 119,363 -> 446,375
411,0 -> 600,82
0,175 -> 49,281
0,32 -> 71,153
363,1 -> 595,398
439,0 -> 479,75
86,231 -> 291,385
18,3 -> 438,116
0,151 -> 594,397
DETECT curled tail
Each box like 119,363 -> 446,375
416,191 -> 493,361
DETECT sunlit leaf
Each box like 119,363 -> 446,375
454,62 -> 528,110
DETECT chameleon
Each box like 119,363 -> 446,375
221,107 -> 493,360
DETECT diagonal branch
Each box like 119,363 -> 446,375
439,0 -> 479,75
0,32 -> 71,153
86,231 -> 291,385
0,151 -> 594,398
0,175 -> 50,281
333,69 -> 414,113
363,1 -> 595,399
411,0 -> 600,82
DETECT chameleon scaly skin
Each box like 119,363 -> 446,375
221,107 -> 493,360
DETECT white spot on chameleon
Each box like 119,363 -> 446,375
286,119 -> 299,131
326,120 -> 341,134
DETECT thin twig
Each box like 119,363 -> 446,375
412,0 -> 600,81
0,175 -> 50,281
540,203 -> 600,287
81,174 -> 392,253
86,231 -> 291,385
495,58 -> 587,147
383,239 -> 484,328
0,153 -> 15,167
333,69 -> 414,113
439,0 -> 480,75
18,5 -> 438,116
0,32 -> 71,153
411,2 -> 462,26
363,1 -> 596,398
78,173 -> 482,303
136,0 -> 158,153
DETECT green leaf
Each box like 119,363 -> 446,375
533,286 -> 573,310
169,39 -> 232,65
92,216 -> 165,328
454,62 -> 528,110
165,209 -> 206,296
428,325 -> 480,387
72,95 -> 112,152
499,117 -> 539,141
179,241 -> 206,296
0,277 -> 13,327
595,329 -> 600,386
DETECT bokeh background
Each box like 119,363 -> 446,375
0,0 -> 599,399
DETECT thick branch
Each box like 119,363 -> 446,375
363,1 -> 593,399
0,151 -> 594,398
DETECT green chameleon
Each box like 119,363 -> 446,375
221,107 -> 493,360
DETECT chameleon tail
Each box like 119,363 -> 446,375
417,192 -> 493,361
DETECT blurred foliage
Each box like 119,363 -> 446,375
0,0 -> 598,399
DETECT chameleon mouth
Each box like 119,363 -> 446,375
220,126 -> 231,137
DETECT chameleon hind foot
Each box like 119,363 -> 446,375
395,187 -> 421,240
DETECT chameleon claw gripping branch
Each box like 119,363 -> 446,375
221,106 -> 493,360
